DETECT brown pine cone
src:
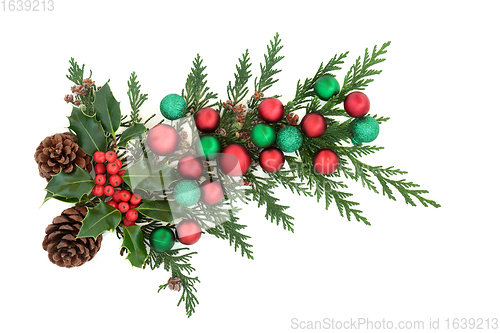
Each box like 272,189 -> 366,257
42,206 -> 102,268
34,132 -> 92,181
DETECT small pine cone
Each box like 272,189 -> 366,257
167,277 -> 182,291
42,206 -> 102,268
70,85 -> 77,93
82,78 -> 95,89
215,128 -> 226,136
222,100 -> 233,110
179,130 -> 188,140
253,91 -> 264,100
74,99 -> 82,106
64,94 -> 74,103
34,132 -> 92,181
286,112 -> 299,125
236,112 -> 246,123
233,104 -> 245,113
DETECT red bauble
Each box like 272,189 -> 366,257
313,149 -> 339,175
301,112 -> 327,138
176,219 -> 202,245
146,124 -> 180,156
194,107 -> 220,133
177,154 -> 203,179
200,180 -> 224,205
219,144 -> 251,176
259,147 -> 285,173
344,91 -> 370,118
258,98 -> 284,123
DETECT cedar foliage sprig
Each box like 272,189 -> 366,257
66,58 -> 96,115
182,54 -> 218,112
127,71 -> 148,124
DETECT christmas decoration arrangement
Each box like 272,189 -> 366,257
36,33 -> 440,317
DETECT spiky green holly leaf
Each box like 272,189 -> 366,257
121,158 -> 175,192
136,200 -> 174,222
117,123 -> 146,148
45,166 -> 94,201
77,200 -> 122,239
94,82 -> 121,135
68,106 -> 107,156
122,226 -> 147,268
42,192 -> 88,206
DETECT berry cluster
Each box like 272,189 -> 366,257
91,150 -> 142,227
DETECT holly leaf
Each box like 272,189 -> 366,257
45,166 -> 94,201
136,200 -> 174,222
77,200 -> 122,239
42,192 -> 87,206
117,123 -> 146,148
121,158 -> 175,192
68,106 -> 107,156
94,82 -> 121,135
122,226 -> 147,268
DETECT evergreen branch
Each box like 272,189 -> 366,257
127,71 -> 148,124
227,50 -> 252,105
254,32 -> 284,93
245,172 -> 295,232
66,57 -> 89,86
182,54 -> 218,112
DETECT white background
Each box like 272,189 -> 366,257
1,0 -> 499,332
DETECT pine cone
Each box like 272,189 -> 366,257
34,132 -> 92,181
42,206 -> 102,268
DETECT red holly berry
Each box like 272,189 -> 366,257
94,174 -> 106,186
115,159 -> 123,169
129,203 -> 138,209
123,218 -> 135,227
119,190 -> 131,202
104,185 -> 115,196
130,193 -> 142,205
105,151 -> 117,163
109,174 -> 122,187
107,201 -> 118,209
106,162 -> 120,174
94,163 -> 106,174
93,151 -> 106,163
118,202 -> 130,213
92,185 -> 104,196
112,190 -> 122,202
118,170 -> 126,176
126,209 -> 138,221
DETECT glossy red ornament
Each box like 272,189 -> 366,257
146,124 -> 180,156
313,149 -> 339,175
219,144 -> 251,176
94,163 -> 106,174
200,180 -> 224,205
176,219 -> 202,245
301,112 -> 327,138
194,107 -> 220,133
344,91 -> 370,118
259,147 -> 285,173
258,98 -> 284,123
177,155 -> 203,179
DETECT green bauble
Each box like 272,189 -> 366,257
196,136 -> 221,160
160,94 -> 187,120
250,123 -> 276,148
150,226 -> 176,252
276,126 -> 303,152
174,180 -> 201,207
313,75 -> 340,101
351,116 -> 380,145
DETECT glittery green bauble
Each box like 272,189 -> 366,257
160,94 -> 187,120
173,180 -> 201,207
314,75 -> 340,101
276,126 -> 303,152
351,116 -> 380,145
150,226 -> 176,252
250,123 -> 276,148
196,136 -> 221,160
